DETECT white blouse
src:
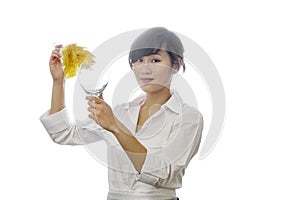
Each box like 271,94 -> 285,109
40,91 -> 203,200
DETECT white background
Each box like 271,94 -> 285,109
0,0 -> 299,199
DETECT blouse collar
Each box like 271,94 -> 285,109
124,90 -> 183,114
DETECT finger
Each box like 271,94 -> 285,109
88,113 -> 97,122
87,106 -> 93,114
86,96 -> 98,101
50,57 -> 61,66
88,101 -> 96,108
98,93 -> 104,100
52,49 -> 62,53
51,54 -> 61,60
87,106 -> 97,115
51,54 -> 62,61
95,97 -> 104,103
52,50 -> 62,56
55,44 -> 63,49
86,96 -> 103,103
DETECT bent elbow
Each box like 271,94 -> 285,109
48,126 -> 83,145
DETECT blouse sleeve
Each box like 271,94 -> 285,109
39,108 -> 115,145
135,108 -> 203,189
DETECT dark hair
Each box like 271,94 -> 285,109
129,27 -> 186,72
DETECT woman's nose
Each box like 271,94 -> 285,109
140,63 -> 152,74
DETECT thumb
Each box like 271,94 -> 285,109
98,93 -> 104,100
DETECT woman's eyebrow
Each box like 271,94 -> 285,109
149,52 -> 161,56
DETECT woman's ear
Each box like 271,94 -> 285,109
172,58 -> 183,74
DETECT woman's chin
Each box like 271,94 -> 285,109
140,83 -> 169,93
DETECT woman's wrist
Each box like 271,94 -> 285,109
53,78 -> 65,86
110,120 -> 130,137
111,121 -> 122,136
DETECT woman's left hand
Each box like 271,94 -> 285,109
86,94 -> 118,132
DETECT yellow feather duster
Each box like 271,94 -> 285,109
62,44 -> 95,78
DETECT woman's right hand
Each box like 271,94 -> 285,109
49,44 -> 64,81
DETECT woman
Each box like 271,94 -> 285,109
40,27 -> 203,200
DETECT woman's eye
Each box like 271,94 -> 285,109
151,59 -> 161,63
137,59 -> 143,62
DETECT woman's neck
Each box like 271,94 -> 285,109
143,88 -> 171,108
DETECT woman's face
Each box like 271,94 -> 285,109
132,50 -> 179,93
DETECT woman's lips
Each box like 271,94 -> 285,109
140,78 -> 154,83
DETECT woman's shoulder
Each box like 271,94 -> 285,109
181,103 -> 203,122
170,90 -> 203,120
